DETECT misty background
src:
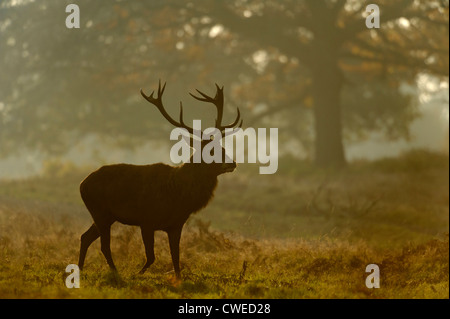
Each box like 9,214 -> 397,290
0,0 -> 448,177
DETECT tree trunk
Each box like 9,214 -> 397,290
310,51 -> 346,168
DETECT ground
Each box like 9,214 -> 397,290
0,150 -> 448,298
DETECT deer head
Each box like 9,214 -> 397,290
140,81 -> 243,176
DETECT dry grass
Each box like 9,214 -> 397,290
0,202 -> 447,299
0,151 -> 448,298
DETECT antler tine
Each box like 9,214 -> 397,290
140,80 -> 165,101
189,84 -> 243,135
178,101 -> 188,127
222,121 -> 243,137
189,90 -> 214,102
189,85 -> 227,129
220,113 -> 243,138
158,80 -> 166,97
141,81 -> 194,135
221,107 -> 242,129
214,84 -> 224,127
140,88 -> 151,101
140,87 -> 150,99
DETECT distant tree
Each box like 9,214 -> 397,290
203,0 -> 448,166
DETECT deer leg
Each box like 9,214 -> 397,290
98,223 -> 116,271
167,226 -> 183,279
139,227 -> 155,274
78,223 -> 100,270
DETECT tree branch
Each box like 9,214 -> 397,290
246,91 -> 309,126
209,0 -> 314,64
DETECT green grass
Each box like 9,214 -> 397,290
0,150 -> 448,298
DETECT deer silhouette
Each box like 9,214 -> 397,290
78,81 -> 243,279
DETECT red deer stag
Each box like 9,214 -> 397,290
78,81 -> 243,279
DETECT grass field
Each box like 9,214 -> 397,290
0,150 -> 448,298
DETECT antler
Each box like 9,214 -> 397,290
189,84 -> 243,135
141,81 -> 243,138
140,80 -> 194,135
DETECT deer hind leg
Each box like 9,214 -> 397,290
96,220 -> 117,271
78,223 -> 100,270
139,227 -> 155,274
167,225 -> 183,279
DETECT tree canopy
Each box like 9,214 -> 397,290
0,0 -> 448,166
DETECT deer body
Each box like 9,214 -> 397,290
78,82 -> 242,278
80,163 -> 218,229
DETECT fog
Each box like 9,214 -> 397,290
0,0 -> 448,177
0,77 -> 447,179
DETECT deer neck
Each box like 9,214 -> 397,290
177,163 -> 218,188
171,163 -> 218,212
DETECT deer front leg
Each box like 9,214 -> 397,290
167,225 -> 183,279
99,224 -> 117,271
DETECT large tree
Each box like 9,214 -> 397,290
204,0 -> 448,166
